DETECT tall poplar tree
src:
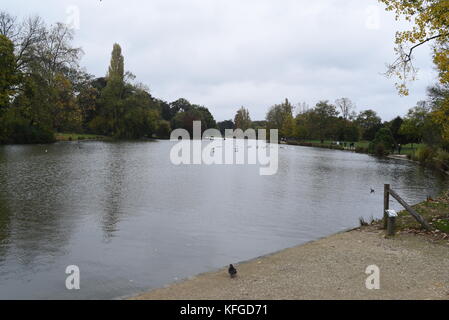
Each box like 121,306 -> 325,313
107,43 -> 124,82
102,43 -> 125,135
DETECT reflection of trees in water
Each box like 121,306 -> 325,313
0,202 -> 11,264
0,148 -> 12,262
0,147 -> 16,265
0,144 -> 78,266
101,144 -> 127,242
0,198 -> 11,241
382,160 -> 449,202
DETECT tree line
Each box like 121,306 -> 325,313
219,89 -> 449,158
0,11 -> 217,144
221,0 -> 449,163
0,6 -> 448,167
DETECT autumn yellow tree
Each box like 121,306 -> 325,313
52,73 -> 82,132
432,102 -> 449,142
379,0 -> 449,95
428,83 -> 449,143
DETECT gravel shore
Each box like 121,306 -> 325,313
130,226 -> 449,300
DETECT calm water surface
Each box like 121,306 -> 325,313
0,140 -> 447,299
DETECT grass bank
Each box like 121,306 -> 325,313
55,133 -> 108,142
394,190 -> 449,236
361,190 -> 449,238
286,139 -> 422,156
407,147 -> 449,175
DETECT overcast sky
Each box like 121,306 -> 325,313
2,0 -> 438,121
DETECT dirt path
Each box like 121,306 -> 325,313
130,226 -> 449,300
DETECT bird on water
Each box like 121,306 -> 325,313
228,264 -> 237,278
370,188 -> 375,194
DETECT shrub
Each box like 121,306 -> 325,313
434,149 -> 449,171
156,120 -> 171,139
355,146 -> 368,153
0,113 -> 55,144
415,145 -> 435,164
374,143 -> 387,156
88,116 -> 110,136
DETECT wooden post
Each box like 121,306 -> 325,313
387,216 -> 396,236
383,184 -> 390,229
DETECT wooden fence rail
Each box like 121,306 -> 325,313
383,184 -> 432,235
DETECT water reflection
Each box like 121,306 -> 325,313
0,141 -> 447,299
101,144 -> 127,241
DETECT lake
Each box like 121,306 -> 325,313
0,140 -> 447,299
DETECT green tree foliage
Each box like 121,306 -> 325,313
0,35 -> 18,111
170,98 -> 193,113
156,120 -> 171,139
0,13 -> 83,143
118,86 -> 159,139
171,100 -> 216,136
266,98 -> 296,139
107,43 -> 124,82
335,118 -> 360,142
52,73 -> 82,132
399,102 -> 430,144
196,106 -> 216,130
1,71 -> 55,144
77,81 -> 99,132
293,101 -> 360,142
0,110 -> 54,144
356,109 -> 382,141
428,83 -> 449,146
0,34 -> 19,142
293,112 -> 310,140
369,127 -> 395,156
159,99 -> 174,121
387,116 -> 406,144
0,10 -> 219,144
307,101 -> 339,141
98,43 -> 126,136
400,100 -> 444,148
251,120 -> 267,130
217,120 -> 234,135
234,107 -> 252,131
